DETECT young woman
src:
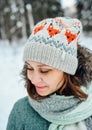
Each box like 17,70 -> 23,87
7,17 -> 92,130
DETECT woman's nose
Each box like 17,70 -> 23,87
30,72 -> 42,85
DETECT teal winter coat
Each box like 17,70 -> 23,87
6,97 -> 50,130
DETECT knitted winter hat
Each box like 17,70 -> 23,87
23,17 -> 82,75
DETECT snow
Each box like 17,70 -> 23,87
11,3 -> 18,13
80,33 -> 92,49
0,34 -> 92,130
26,4 -> 32,11
0,39 -> 27,130
16,21 -> 23,28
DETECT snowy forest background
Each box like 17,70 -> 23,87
0,0 -> 92,130
0,0 -> 92,41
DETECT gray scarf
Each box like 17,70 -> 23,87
28,94 -> 86,129
28,84 -> 92,130
28,94 -> 82,116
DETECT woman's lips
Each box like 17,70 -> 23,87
35,86 -> 47,89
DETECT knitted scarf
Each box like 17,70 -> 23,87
28,87 -> 92,130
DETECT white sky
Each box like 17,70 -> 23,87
61,0 -> 76,8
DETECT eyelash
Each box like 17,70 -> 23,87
26,67 -> 50,73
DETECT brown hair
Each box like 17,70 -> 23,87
21,45 -> 92,100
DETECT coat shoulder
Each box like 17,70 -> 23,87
7,96 -> 50,130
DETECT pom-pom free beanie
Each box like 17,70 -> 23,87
23,17 -> 82,75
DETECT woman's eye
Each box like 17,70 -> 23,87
40,70 -> 51,73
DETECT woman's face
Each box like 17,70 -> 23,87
26,61 -> 65,96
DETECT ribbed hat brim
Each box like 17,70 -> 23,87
23,43 -> 78,75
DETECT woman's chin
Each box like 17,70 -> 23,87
36,89 -> 49,96
37,91 -> 49,96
